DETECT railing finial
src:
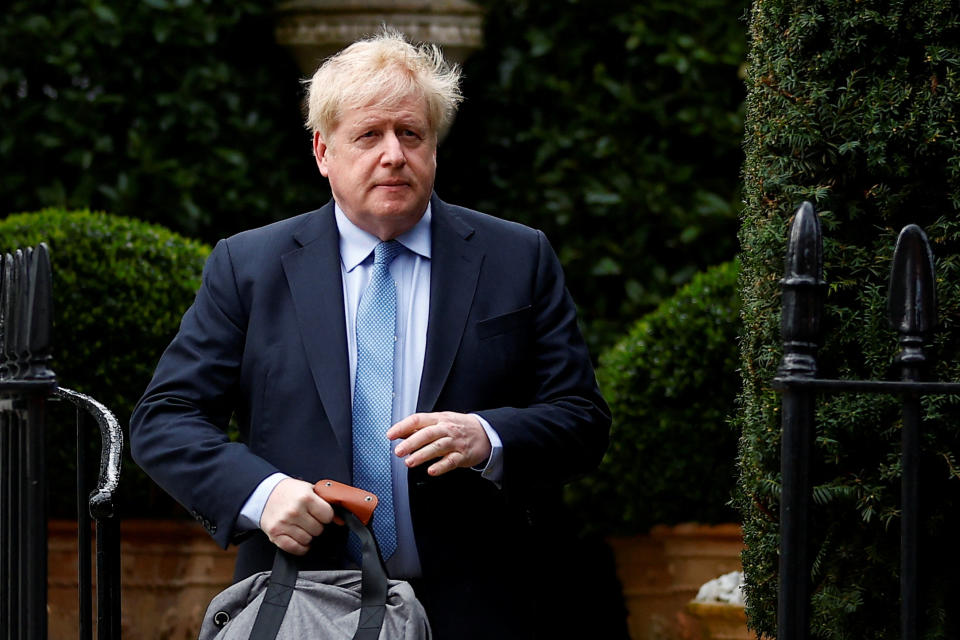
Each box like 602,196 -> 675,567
778,201 -> 825,378
888,225 -> 936,368
24,244 -> 53,382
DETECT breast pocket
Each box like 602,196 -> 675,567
476,305 -> 533,340
472,306 -> 535,404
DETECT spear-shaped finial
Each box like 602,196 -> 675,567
778,201 -> 825,378
888,224 -> 936,367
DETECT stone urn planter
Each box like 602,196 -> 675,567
608,523 -> 744,640
274,0 -> 484,74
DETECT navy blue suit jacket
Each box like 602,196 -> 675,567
130,194 -> 609,638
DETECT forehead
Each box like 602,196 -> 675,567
336,93 -> 431,130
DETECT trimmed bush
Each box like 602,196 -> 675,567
0,209 -> 210,515
737,1 -> 960,637
566,260 -> 741,534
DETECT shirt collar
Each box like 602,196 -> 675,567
335,202 -> 432,273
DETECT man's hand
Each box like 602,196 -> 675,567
260,478 -> 335,555
388,412 -> 492,476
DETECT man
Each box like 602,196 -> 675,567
131,31 -> 609,639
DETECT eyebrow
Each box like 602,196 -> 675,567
350,112 -> 427,130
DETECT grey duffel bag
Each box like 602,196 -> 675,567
198,481 -> 431,640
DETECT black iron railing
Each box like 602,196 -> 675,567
773,202 -> 960,640
0,245 -> 123,640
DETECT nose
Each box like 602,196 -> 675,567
380,132 -> 406,167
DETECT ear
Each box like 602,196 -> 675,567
313,131 -> 330,177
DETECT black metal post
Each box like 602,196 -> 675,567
0,246 -> 56,640
887,224 -> 936,640
77,405 -> 93,640
96,518 -> 123,640
776,202 -> 824,640
1,407 -> 20,640
24,394 -> 47,640
0,245 -> 126,640
1,252 -> 16,640
0,410 -> 7,640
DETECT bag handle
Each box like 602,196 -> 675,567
314,479 -> 378,527
248,481 -> 389,640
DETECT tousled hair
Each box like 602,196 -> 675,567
304,29 -> 463,141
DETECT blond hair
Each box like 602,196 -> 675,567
304,29 -> 463,141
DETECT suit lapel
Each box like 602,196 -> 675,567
281,203 -> 353,459
418,196 -> 483,412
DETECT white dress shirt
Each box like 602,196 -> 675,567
237,203 -> 503,578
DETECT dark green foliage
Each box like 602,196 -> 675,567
0,209 -> 210,515
737,1 -> 960,636
440,0 -> 749,350
0,0 -> 329,241
2,0 -> 749,354
566,261 -> 741,534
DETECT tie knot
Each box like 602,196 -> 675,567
373,240 -> 403,266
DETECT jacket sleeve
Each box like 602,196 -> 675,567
130,239 -> 279,548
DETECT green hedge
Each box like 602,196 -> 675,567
566,260 -> 741,534
737,0 -> 960,636
3,0 -> 750,355
0,209 -> 210,516
439,0 -> 749,351
0,0 -> 327,239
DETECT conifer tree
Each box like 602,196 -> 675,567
737,1 -> 960,637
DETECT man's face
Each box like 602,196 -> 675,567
314,94 -> 437,240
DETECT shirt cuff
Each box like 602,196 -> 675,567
236,472 -> 289,532
471,413 -> 503,488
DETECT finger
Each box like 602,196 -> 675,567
397,428 -> 450,461
305,495 -> 335,525
265,521 -> 314,547
297,515 -> 325,538
273,534 -> 310,556
387,412 -> 437,440
402,436 -> 453,468
394,424 -> 446,457
428,451 -> 466,477
386,413 -> 424,440
277,502 -> 325,538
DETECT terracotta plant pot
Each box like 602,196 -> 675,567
48,519 -> 236,639
686,601 -> 750,640
608,523 -> 744,640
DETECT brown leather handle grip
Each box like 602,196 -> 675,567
313,479 -> 378,526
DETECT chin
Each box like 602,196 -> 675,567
374,200 -> 427,220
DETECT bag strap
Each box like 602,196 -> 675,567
248,507 -> 389,640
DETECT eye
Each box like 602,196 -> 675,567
400,128 -> 421,139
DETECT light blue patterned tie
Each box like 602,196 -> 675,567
351,239 -> 402,561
